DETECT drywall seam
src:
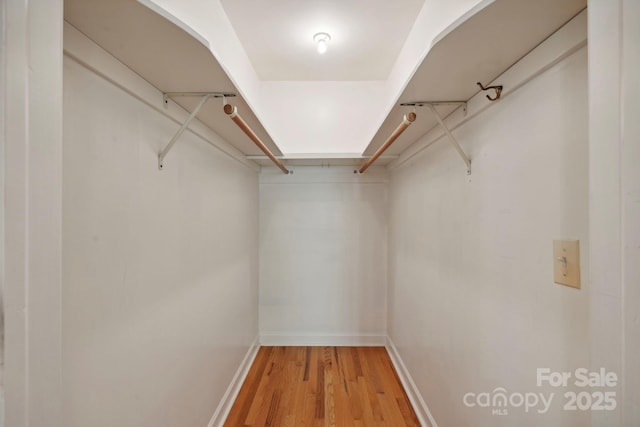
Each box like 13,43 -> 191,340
386,337 -> 437,427
62,21 -> 260,173
388,9 -> 588,172
260,334 -> 387,347
207,335 -> 260,427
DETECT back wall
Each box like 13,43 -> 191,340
259,167 -> 388,345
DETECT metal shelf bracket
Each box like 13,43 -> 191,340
158,92 -> 235,170
400,101 -> 471,175
427,104 -> 471,175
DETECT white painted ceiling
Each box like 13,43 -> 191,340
220,0 -> 425,81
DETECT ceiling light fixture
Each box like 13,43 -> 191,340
313,32 -> 331,54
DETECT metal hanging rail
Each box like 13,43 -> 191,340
223,104 -> 290,174
427,104 -> 471,175
401,101 -> 472,175
358,112 -> 417,174
158,92 -> 236,170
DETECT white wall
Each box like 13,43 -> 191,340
588,1 -> 640,426
387,44 -> 590,427
0,1 -> 6,422
259,81 -> 387,154
587,2 -> 623,425
62,40 -> 259,427
3,1 -> 64,426
621,2 -> 640,423
259,167 -> 387,345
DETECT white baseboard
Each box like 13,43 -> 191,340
207,335 -> 260,427
385,336 -> 438,427
260,333 -> 386,346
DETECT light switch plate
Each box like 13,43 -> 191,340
553,240 -> 580,288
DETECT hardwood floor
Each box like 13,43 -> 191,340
224,346 -> 420,426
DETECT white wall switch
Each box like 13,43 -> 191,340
553,240 -> 581,288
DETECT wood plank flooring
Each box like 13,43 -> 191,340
224,346 -> 420,426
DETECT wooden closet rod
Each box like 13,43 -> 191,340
224,104 -> 290,174
358,112 -> 416,174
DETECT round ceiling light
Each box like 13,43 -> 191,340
313,32 -> 331,54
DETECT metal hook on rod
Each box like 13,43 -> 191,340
477,81 -> 503,101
